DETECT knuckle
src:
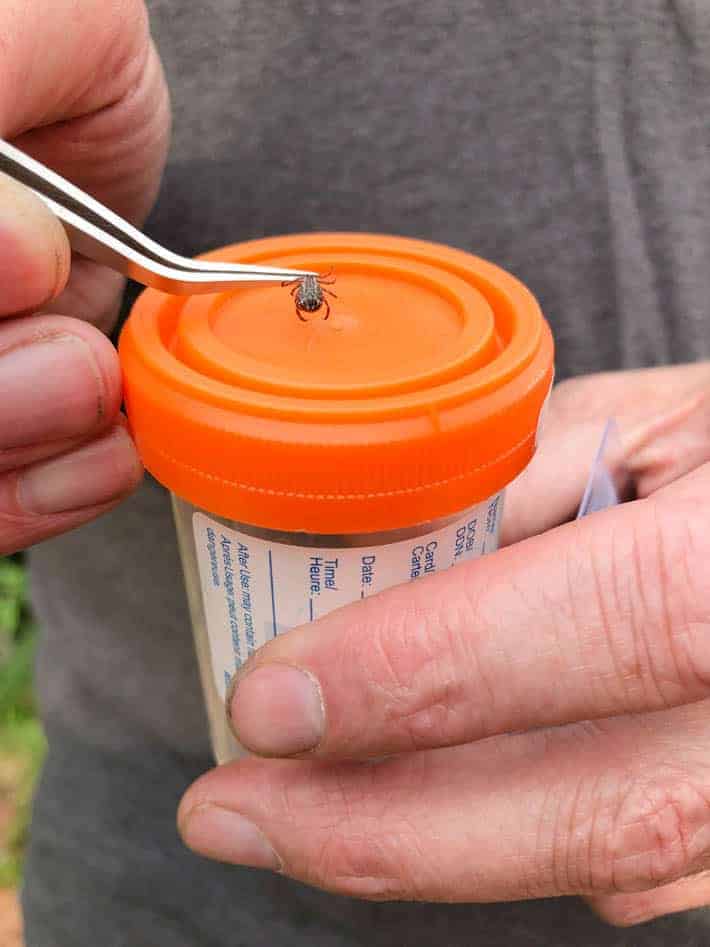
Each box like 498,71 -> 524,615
599,503 -> 710,711
354,582 -> 483,749
84,0 -> 151,100
655,505 -> 710,693
599,776 -> 710,892
539,757 -> 710,898
275,761 -> 427,900
309,829 -> 414,900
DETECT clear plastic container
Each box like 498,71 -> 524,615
172,492 -> 504,762
120,232 -> 554,762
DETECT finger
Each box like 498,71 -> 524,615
0,314 -> 121,449
0,173 -> 71,315
623,391 -> 710,498
0,312 -> 142,551
587,871 -> 710,927
0,421 -> 142,555
539,364 -> 710,431
179,700 -> 710,902
227,463 -> 710,759
502,365 -> 710,545
500,416 -> 620,545
35,259 -> 127,334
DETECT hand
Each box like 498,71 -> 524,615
0,0 -> 169,553
179,362 -> 710,927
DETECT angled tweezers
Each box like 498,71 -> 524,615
0,138 -> 314,294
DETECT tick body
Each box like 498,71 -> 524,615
282,271 -> 337,321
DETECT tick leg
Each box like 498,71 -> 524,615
296,306 -> 309,322
323,288 -> 338,298
322,299 -> 331,320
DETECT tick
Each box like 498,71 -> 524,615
282,271 -> 337,321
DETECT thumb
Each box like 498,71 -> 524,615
3,0 -> 169,226
0,0 -> 170,333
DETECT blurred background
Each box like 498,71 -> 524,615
0,554 -> 43,945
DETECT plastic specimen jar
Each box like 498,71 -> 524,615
119,233 -> 555,762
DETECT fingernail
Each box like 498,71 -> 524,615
17,426 -> 141,514
230,664 -> 324,756
0,336 -> 105,449
180,805 -> 281,871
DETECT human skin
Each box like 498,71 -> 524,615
179,363 -> 710,927
0,0 -> 169,554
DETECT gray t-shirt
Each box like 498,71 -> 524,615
22,2 -> 710,945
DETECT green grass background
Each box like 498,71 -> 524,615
0,556 -> 44,887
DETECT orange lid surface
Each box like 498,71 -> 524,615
119,233 -> 554,533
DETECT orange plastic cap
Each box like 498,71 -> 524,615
119,233 -> 554,533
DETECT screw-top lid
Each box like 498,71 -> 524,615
119,233 -> 554,533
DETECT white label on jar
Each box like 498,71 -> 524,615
193,492 -> 503,700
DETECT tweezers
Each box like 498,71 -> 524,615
0,138 -> 315,294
